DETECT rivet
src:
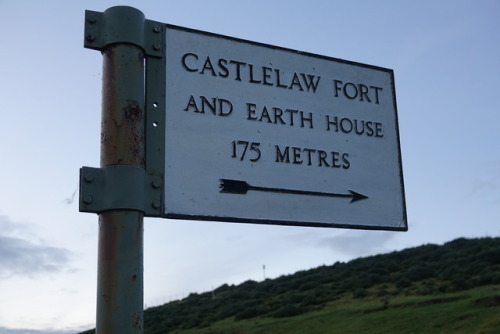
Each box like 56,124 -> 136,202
87,18 -> 97,24
86,34 -> 96,42
153,44 -> 160,51
152,200 -> 160,209
84,174 -> 94,183
153,25 -> 161,33
152,179 -> 161,189
83,195 -> 93,204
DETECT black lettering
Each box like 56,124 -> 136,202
285,109 -> 299,126
331,151 -> 341,168
375,122 -> 384,137
273,145 -> 350,170
302,148 -> 316,165
289,73 -> 304,91
358,84 -> 371,102
272,107 -> 286,125
342,153 -> 350,169
326,114 -> 383,139
292,147 -> 302,164
218,98 -> 233,116
318,150 -> 330,167
245,103 -> 314,128
258,106 -> 272,123
184,95 -> 232,116
275,146 -> 290,163
333,80 -> 342,97
275,69 -> 288,88
262,67 -> 273,86
365,121 -> 374,136
340,118 -> 353,133
200,57 -> 216,76
184,95 -> 200,112
217,58 -> 229,77
326,115 -> 339,132
200,96 -> 216,115
246,103 -> 258,121
181,53 -> 198,72
301,73 -> 321,93
248,64 -> 262,84
229,60 -> 246,81
300,112 -> 314,129
343,82 -> 358,99
182,54 -> 322,95
354,119 -> 365,135
371,86 -> 383,104
333,79 -> 383,104
249,142 -> 261,162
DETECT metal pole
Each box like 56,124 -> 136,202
97,10 -> 145,334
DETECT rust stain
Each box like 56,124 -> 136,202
101,293 -> 111,303
123,99 -> 145,167
132,311 -> 142,330
123,99 -> 143,123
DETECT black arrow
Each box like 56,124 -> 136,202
219,179 -> 368,203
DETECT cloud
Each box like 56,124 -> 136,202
468,160 -> 500,203
316,230 -> 396,260
0,326 -> 79,334
0,215 -> 72,279
286,228 -> 396,262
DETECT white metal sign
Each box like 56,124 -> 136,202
163,25 -> 407,230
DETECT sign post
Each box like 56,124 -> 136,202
80,6 -> 165,334
96,34 -> 145,334
80,5 -> 406,333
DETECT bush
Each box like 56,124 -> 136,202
352,288 -> 367,299
271,305 -> 307,318
235,306 -> 263,320
377,286 -> 389,297
395,277 -> 412,289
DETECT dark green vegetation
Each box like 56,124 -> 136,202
81,237 -> 500,333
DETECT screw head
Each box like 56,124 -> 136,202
152,179 -> 161,189
83,195 -> 93,205
85,33 -> 96,42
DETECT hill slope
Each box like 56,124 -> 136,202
81,237 -> 500,333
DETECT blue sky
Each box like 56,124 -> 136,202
0,1 -> 499,333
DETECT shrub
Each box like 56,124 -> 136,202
352,288 -> 367,299
271,305 -> 307,318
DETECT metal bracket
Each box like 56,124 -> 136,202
84,7 -> 163,58
80,166 -> 162,216
81,6 -> 166,218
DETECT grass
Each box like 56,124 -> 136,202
177,285 -> 500,334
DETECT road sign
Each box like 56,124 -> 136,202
163,25 -> 407,230
80,7 -> 406,334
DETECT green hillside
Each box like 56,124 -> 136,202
81,237 -> 500,333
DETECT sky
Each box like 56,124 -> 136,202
0,0 -> 499,333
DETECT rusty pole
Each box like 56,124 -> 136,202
97,8 -> 145,334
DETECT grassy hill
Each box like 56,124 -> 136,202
174,285 -> 500,334
81,237 -> 500,333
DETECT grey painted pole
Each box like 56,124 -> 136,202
96,7 -> 145,334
